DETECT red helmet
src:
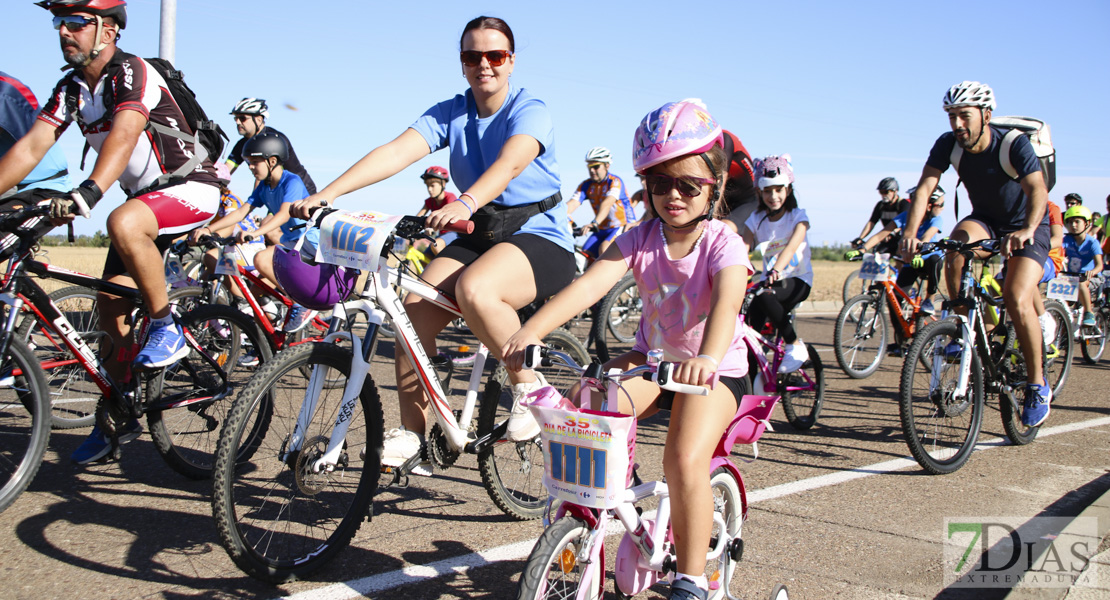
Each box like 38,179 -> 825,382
36,0 -> 127,28
420,166 -> 449,183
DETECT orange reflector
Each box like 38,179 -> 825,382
458,345 -> 471,353
559,548 -> 576,573
710,570 -> 721,583
217,354 -> 228,367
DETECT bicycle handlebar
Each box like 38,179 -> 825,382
523,345 -> 708,396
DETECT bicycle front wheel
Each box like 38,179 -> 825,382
780,343 -> 824,429
0,337 -> 52,514
146,304 -> 272,480
1080,311 -> 1107,364
703,466 -> 745,600
899,319 -> 984,474
833,294 -> 888,379
517,515 -> 602,600
212,342 -> 384,583
478,328 -> 589,520
16,285 -> 101,429
1043,300 -> 1073,398
841,269 -> 867,303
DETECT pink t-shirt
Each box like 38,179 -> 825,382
614,219 -> 753,378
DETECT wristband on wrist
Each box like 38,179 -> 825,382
459,193 -> 477,215
696,354 -> 719,367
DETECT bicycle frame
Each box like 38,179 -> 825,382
738,322 -> 817,398
286,246 -> 492,474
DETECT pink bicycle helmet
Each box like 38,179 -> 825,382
632,98 -> 723,174
272,245 -> 360,311
756,154 -> 794,189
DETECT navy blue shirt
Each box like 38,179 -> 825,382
926,124 -> 1046,230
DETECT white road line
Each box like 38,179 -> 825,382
276,415 -> 1110,600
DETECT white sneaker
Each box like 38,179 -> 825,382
381,428 -> 421,467
506,372 -> 547,442
1039,312 -> 1057,344
778,341 -> 809,373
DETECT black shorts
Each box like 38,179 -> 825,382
963,215 -> 1051,267
657,374 -> 749,411
437,233 -> 576,300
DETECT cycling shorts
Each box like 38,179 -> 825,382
103,180 -> 220,278
437,232 -> 575,300
961,215 -> 1051,267
657,374 -> 745,411
581,226 -> 621,259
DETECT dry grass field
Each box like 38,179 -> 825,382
30,246 -> 856,303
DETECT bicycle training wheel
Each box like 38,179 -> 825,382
898,319 -> 984,474
212,341 -> 384,583
0,337 -> 52,514
516,515 -> 602,600
1079,311 -> 1108,365
478,328 -> 590,520
769,584 -> 790,600
146,304 -> 272,480
16,285 -> 101,429
1043,300 -> 1073,399
833,293 -> 888,379
779,343 -> 824,429
591,273 -> 640,363
702,466 -> 745,600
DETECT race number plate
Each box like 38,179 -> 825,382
214,246 -> 239,276
1046,275 -> 1079,302
315,210 -> 401,272
860,253 -> 891,282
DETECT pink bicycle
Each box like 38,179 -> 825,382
515,345 -> 789,600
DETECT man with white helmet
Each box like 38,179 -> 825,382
900,81 -> 1053,427
226,97 -> 316,196
565,146 -> 635,258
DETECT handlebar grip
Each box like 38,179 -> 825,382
523,345 -> 544,370
442,220 -> 474,234
654,362 -> 709,396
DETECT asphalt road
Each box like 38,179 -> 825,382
2,313 -> 1109,600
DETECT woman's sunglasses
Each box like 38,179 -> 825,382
460,50 -> 513,67
53,15 -> 96,32
645,174 -> 715,198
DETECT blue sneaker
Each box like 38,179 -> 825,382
1022,379 -> 1052,427
71,419 -> 142,464
1082,311 -> 1097,328
919,299 -> 935,315
133,322 -> 189,370
284,304 -> 317,333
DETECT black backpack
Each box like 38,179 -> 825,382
65,52 -> 228,192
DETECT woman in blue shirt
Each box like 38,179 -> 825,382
293,16 -> 574,470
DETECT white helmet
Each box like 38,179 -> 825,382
584,146 -> 612,164
231,97 -> 269,119
942,81 -> 996,112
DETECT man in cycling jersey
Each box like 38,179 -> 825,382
565,146 -> 634,258
901,81 -> 1053,427
853,177 -> 909,252
226,98 -> 316,199
0,0 -> 223,464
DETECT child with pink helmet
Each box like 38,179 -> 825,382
739,153 -> 814,373
503,99 -> 754,600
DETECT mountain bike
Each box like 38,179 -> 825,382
834,252 -> 945,379
211,209 -> 590,583
0,205 -> 269,502
898,238 -> 1054,474
515,345 -> 788,600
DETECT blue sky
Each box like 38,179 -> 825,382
8,0 -> 1110,244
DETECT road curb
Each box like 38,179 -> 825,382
1004,478 -> 1110,599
